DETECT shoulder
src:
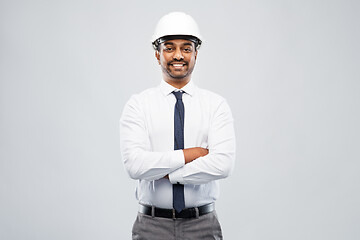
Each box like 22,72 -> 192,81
121,87 -> 161,119
194,86 -> 234,117
196,86 -> 227,105
134,86 -> 160,98
126,86 -> 160,105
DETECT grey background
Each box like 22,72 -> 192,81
1,0 -> 359,239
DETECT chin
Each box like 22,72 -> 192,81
170,74 -> 188,80
167,71 -> 188,79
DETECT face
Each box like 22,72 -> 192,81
156,39 -> 197,82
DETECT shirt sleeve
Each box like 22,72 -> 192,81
120,95 -> 185,181
168,99 -> 236,185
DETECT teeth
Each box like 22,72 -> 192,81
173,64 -> 184,67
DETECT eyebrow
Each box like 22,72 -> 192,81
163,42 -> 193,47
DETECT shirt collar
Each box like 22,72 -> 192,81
159,80 -> 195,97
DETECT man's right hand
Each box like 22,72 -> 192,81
183,147 -> 209,164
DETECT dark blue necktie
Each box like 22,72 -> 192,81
172,91 -> 185,213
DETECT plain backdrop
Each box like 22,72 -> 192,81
1,0 -> 359,239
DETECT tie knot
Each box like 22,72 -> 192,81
173,91 -> 183,100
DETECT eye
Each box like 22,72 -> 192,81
164,47 -> 173,52
183,48 -> 192,52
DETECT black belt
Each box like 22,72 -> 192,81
139,203 -> 215,219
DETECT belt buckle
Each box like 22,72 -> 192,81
172,208 -> 176,219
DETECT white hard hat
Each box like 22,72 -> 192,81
152,12 -> 202,50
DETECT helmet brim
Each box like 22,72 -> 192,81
152,35 -> 202,51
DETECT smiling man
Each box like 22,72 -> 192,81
156,38 -> 197,86
120,12 -> 236,240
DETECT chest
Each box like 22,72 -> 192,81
143,96 -> 211,150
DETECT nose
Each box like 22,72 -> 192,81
173,48 -> 184,60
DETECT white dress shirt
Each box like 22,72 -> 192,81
120,80 -> 236,208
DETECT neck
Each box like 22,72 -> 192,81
163,75 -> 191,89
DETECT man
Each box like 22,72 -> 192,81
120,12 -> 236,239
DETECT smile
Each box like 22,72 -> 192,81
169,63 -> 186,69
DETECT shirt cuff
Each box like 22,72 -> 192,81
171,149 -> 185,170
169,165 -> 185,184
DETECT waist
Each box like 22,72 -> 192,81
139,203 -> 215,219
136,179 -> 219,207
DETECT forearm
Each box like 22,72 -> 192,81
168,149 -> 235,184
122,148 -> 185,181
121,135 -> 207,181
183,147 -> 209,164
164,147 -> 208,179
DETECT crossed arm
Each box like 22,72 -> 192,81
163,147 -> 209,179
120,96 -> 235,185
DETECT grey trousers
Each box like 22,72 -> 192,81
132,211 -> 223,240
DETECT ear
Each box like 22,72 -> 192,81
155,51 -> 161,65
194,50 -> 198,60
